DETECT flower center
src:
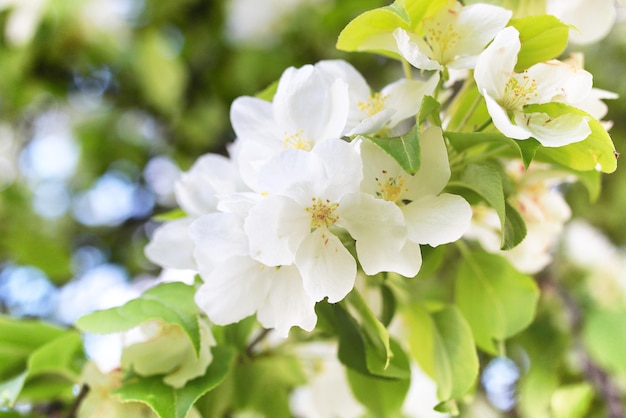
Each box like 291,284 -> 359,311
357,92 -> 388,117
283,129 -> 313,151
501,71 -> 538,110
306,197 -> 339,230
375,170 -> 407,203
424,9 -> 461,64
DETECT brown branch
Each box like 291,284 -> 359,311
66,384 -> 90,418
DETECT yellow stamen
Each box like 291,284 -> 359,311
306,197 -> 339,230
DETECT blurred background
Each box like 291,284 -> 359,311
0,0 -> 624,416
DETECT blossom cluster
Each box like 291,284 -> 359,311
146,59 -> 473,337
145,0 -> 619,340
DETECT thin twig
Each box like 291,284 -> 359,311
245,328 -> 271,357
66,384 -> 90,418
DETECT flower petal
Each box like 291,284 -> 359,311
144,218 -> 196,270
230,96 -> 280,145
474,26 -> 520,100
405,126 -> 451,198
382,73 -> 440,126
336,193 -> 407,275
484,92 -> 532,140
257,265 -> 317,337
528,60 -> 593,105
450,4 -> 512,63
189,212 -> 249,273
403,193 -> 472,246
516,111 -> 591,147
296,228 -> 356,303
393,28 -> 443,71
245,195 -> 310,266
175,153 -> 244,216
273,65 -> 349,141
195,256 -> 271,325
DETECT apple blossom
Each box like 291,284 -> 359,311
474,26 -> 594,147
393,1 -> 511,71
315,59 -> 440,135
356,126 -> 472,277
244,139 -> 406,302
230,62 -> 349,189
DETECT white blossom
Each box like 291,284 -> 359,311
393,1 -> 511,71
475,27 -> 593,147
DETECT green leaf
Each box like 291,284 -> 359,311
418,95 -> 441,126
114,345 -> 235,418
527,103 -> 617,173
510,15 -> 570,71
582,307 -> 626,376
346,339 -> 411,418
448,163 -> 526,249
361,124 -> 421,175
132,30 -> 187,116
255,80 -> 278,102
445,131 -> 540,169
346,290 -> 392,371
336,5 -> 410,58
550,383 -> 594,418
27,332 -> 83,381
232,354 -> 306,418
152,208 -> 187,222
399,0 -> 448,30
455,251 -> 539,354
316,302 -> 409,379
76,282 -> 201,356
0,316 -> 65,379
503,201 -> 527,251
403,304 -> 478,401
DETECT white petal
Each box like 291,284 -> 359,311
474,26 -> 520,100
189,213 -> 249,273
393,28 -> 443,71
257,148 -> 327,199
381,73 -> 440,126
450,4 -> 512,61
273,65 -> 349,142
336,193 -> 406,276
195,256 -> 271,325
484,92 -> 532,140
144,218 -> 196,270
314,139 -> 363,200
245,195 -> 310,266
347,108 -> 397,136
405,126 -> 451,198
547,0 -> 616,44
234,139 -> 282,192
358,138 -> 405,198
403,193 -> 472,246
230,96 -> 280,146
526,60 -> 593,105
296,228 -> 356,303
175,153 -> 244,216
257,265 -> 317,337
517,111 -> 591,147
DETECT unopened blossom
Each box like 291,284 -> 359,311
465,160 -> 572,274
230,62 -> 349,189
393,1 -> 511,71
357,126 -> 472,277
244,139 -> 406,302
315,60 -> 440,135
475,26 -> 594,147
